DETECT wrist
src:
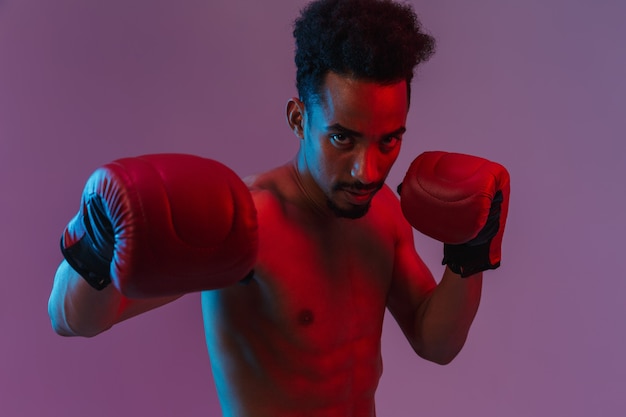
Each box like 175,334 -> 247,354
442,242 -> 499,278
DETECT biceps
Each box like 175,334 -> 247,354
386,237 -> 436,340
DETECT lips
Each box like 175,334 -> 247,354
343,189 -> 375,205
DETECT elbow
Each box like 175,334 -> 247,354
414,341 -> 464,366
421,350 -> 459,366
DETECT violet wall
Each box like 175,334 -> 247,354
1,0 -> 624,416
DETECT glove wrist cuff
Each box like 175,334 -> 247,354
61,232 -> 112,291
443,242 -> 500,278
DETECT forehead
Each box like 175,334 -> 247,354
310,72 -> 409,133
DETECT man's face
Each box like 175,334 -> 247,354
293,72 -> 409,219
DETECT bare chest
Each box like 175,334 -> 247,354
200,193 -> 399,412
250,203 -> 396,348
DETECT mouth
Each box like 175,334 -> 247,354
333,181 -> 383,207
327,182 -> 382,219
342,188 -> 377,205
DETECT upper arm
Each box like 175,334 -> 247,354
385,196 -> 437,352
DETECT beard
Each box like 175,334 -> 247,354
326,198 -> 371,219
327,181 -> 384,219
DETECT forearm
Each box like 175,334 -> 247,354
416,266 -> 482,364
48,260 -> 124,337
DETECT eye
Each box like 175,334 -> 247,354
329,133 -> 354,148
380,136 -> 401,152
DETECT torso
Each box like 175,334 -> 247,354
201,163 -> 403,417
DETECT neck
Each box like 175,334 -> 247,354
290,157 -> 333,220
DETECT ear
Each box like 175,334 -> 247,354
286,98 -> 305,139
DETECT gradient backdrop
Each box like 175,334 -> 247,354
1,0 -> 624,416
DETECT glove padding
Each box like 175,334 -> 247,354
61,154 -> 258,297
399,151 -> 510,277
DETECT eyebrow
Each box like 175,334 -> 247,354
326,123 -> 406,138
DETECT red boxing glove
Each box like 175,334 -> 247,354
61,154 -> 258,297
399,151 -> 510,277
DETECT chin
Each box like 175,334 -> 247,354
327,200 -> 371,219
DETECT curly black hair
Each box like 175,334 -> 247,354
293,0 -> 435,106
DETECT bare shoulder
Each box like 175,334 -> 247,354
244,164 -> 289,193
242,164 -> 295,213
373,184 -> 435,287
375,183 -> 402,210
371,184 -> 412,238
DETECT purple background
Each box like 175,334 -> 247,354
1,0 -> 624,416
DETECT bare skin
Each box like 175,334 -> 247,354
48,72 -> 482,417
203,168 -> 402,416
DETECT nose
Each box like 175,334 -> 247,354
351,148 -> 379,185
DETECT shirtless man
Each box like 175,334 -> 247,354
49,1 -> 509,416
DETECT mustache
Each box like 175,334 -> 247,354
333,181 -> 384,193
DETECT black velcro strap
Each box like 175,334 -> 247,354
443,241 -> 499,278
61,233 -> 112,290
60,195 -> 115,291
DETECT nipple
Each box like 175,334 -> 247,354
297,309 -> 315,326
